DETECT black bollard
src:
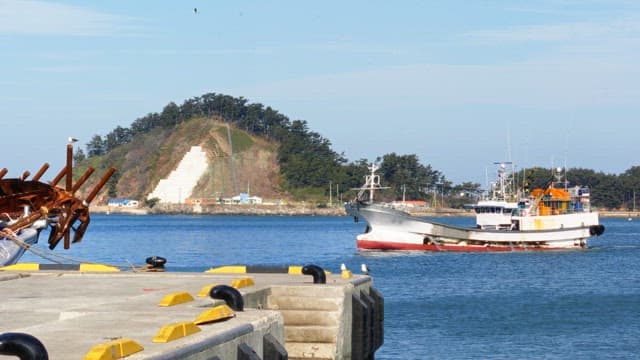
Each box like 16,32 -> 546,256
0,332 -> 48,360
302,264 -> 326,284
145,256 -> 167,269
210,284 -> 244,311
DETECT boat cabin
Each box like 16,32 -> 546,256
530,185 -> 591,216
474,200 -> 519,230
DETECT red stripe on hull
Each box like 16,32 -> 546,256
357,240 -> 578,252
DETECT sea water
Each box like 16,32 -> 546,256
19,215 -> 640,359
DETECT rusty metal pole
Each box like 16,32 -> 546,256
66,143 -> 73,192
85,167 -> 116,204
72,167 -> 95,193
0,168 -> 7,179
50,167 -> 66,187
64,143 -> 74,249
32,163 -> 50,182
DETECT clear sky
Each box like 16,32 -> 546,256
2,1 -> 639,185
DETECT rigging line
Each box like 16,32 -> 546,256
1,229 -> 143,270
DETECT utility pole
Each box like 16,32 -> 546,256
329,181 -> 332,206
402,184 -> 406,204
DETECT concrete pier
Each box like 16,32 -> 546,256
0,265 -> 383,359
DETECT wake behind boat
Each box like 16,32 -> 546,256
345,163 -> 605,252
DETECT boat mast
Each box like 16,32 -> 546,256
356,163 -> 382,203
492,162 -> 513,201
368,163 -> 380,202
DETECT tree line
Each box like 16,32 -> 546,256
80,93 -> 638,210
517,166 -> 640,210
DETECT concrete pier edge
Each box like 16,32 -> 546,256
0,265 -> 383,359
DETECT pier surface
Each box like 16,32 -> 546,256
0,266 -> 382,359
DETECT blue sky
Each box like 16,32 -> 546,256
1,1 -> 639,185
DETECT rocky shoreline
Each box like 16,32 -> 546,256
92,204 -> 348,216
91,205 -> 637,218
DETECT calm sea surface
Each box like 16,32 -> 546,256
21,214 -> 640,359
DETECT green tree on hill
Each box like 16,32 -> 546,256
87,135 -> 105,157
378,153 -> 443,202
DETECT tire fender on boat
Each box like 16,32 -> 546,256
589,225 -> 605,236
209,285 -> 244,311
0,332 -> 48,360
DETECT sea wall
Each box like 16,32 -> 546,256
0,267 -> 383,359
93,204 -> 348,216
93,204 -> 632,218
92,204 -> 476,217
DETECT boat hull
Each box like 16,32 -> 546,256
0,228 -> 40,267
347,203 -> 603,252
357,239 -> 580,252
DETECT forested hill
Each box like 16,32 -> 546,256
73,93 -> 446,205
73,93 -> 640,210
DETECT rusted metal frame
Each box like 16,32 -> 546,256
31,163 -> 50,182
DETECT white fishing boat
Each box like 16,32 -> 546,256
345,163 -> 605,252
0,217 -> 47,266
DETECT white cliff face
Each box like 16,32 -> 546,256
147,146 -> 209,203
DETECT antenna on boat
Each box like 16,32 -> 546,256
506,124 -> 512,164
484,167 -> 489,199
563,134 -> 569,191
552,166 -> 568,190
492,161 -> 515,201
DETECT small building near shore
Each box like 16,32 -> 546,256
228,193 -> 263,205
107,198 -> 140,208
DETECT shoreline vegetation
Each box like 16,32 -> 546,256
91,205 -> 639,218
